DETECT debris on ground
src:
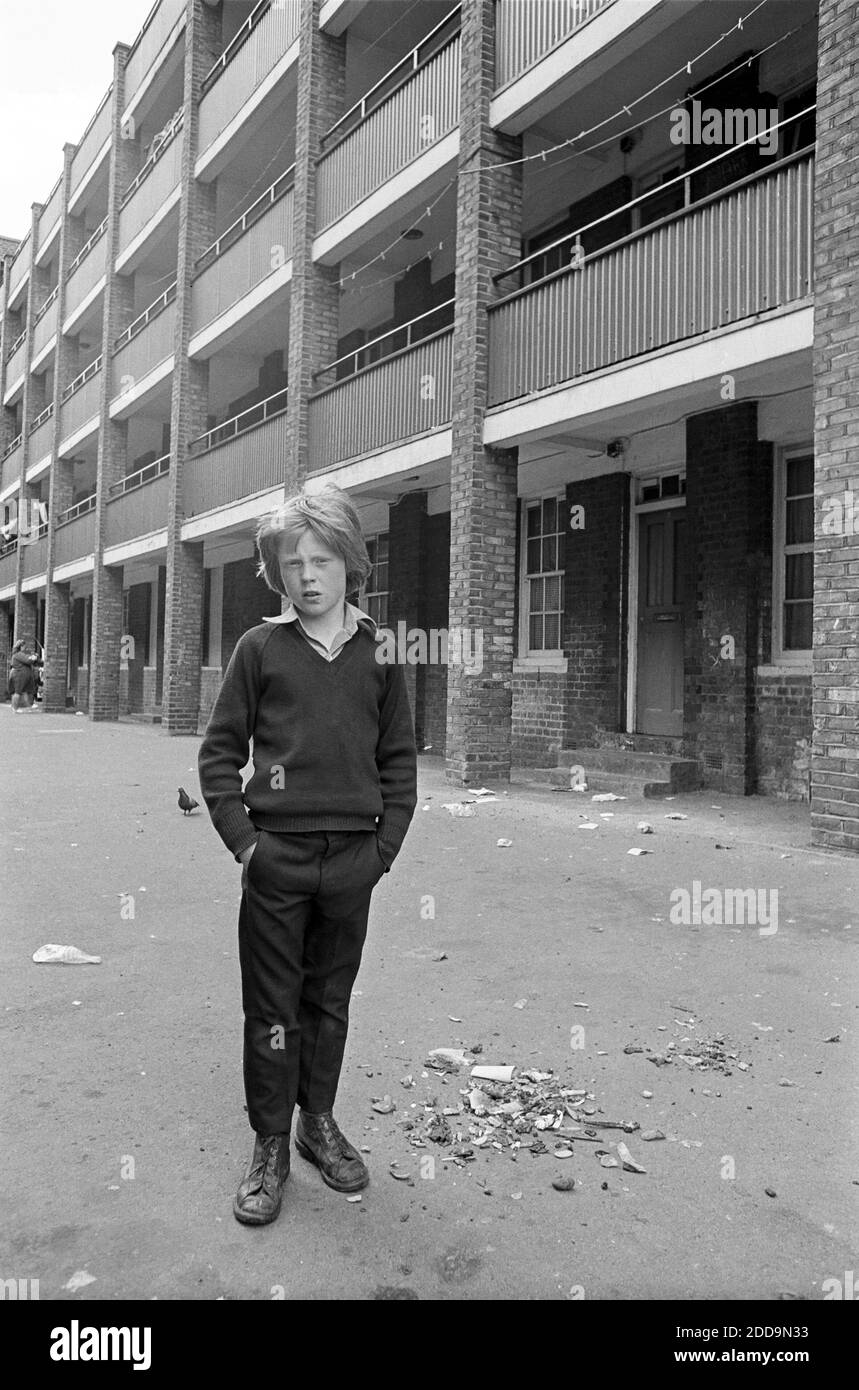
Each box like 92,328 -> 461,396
637,821 -> 654,833
578,822 -> 599,830
513,998 -> 528,1009
471,1064 -> 515,1082
431,951 -> 448,962
627,847 -> 651,856
664,813 -> 688,820
765,1187 -> 778,1198
640,1024 -> 751,1076
552,1175 -> 577,1191
33,944 -> 102,965
640,1129 -> 666,1142
441,802 -> 475,817
496,838 -> 513,847
617,1141 -> 646,1174
592,793 -> 626,802
425,1048 -> 469,1072
371,1095 -> 396,1114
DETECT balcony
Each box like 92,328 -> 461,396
5,330 -> 28,393
315,9 -> 460,245
36,174 -> 64,261
308,306 -> 453,468
117,110 -> 183,259
494,0 -> 615,87
31,286 -> 60,364
106,455 -> 169,545
64,220 -> 108,325
60,357 -> 103,448
184,389 -> 288,516
197,0 -> 300,169
69,86 -> 113,211
0,544 -> 17,590
191,170 -> 294,343
111,285 -> 176,406
20,531 -> 49,579
1,437 -> 23,494
54,501 -> 96,567
488,150 -> 814,407
28,405 -> 55,466
7,232 -> 30,307
123,0 -> 186,111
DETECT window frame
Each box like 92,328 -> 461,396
360,531 -> 390,628
517,493 -> 566,662
772,444 -> 814,667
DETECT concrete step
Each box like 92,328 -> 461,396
545,766 -> 676,798
558,747 -> 700,792
125,711 -> 162,725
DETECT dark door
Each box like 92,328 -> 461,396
636,508 -> 686,736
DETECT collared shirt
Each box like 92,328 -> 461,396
262,599 -> 377,662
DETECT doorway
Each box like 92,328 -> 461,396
635,507 -> 686,736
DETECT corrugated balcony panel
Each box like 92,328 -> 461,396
184,409 -> 288,515
123,0 -> 186,104
191,190 -> 294,332
29,413 -> 55,465
7,235 -> 30,303
54,510 -> 96,566
118,128 -> 183,253
32,294 -> 59,361
20,534 -> 49,578
112,300 -> 176,399
198,0 -> 300,157
65,228 -> 107,321
106,473 -> 169,546
1,442 -> 24,493
61,370 -> 102,444
316,35 -> 460,231
0,548 -> 17,588
5,338 -> 27,388
308,330 -> 452,469
37,178 -> 63,255
494,0 -> 614,87
488,154 -> 814,405
69,89 -> 112,203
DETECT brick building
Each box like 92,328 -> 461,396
0,0 -> 855,851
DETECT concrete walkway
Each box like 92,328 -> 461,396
1,706 -> 856,1300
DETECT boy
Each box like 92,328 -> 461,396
198,485 -> 417,1225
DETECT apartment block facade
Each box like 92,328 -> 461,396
0,0 -> 856,852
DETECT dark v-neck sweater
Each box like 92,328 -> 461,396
198,621 -> 417,863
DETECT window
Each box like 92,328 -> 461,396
361,533 -> 389,626
774,449 -> 813,658
780,82 -> 816,156
633,159 -> 685,230
522,496 -> 565,653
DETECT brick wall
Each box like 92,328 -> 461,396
422,510 -> 450,754
220,558 -> 281,668
563,472 -> 628,746
512,669 -> 567,765
754,673 -> 813,799
811,0 -> 859,852
387,491 -> 427,735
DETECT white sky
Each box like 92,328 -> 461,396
0,0 -> 157,241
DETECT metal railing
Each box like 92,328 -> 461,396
28,408 -> 55,465
1,433 -> 23,462
32,288 -> 60,359
123,0 -> 186,106
67,218 -> 108,279
0,440 -> 23,495
114,281 -> 177,352
192,175 -> 294,331
184,408 -> 287,515
316,31 -> 460,231
189,386 -> 288,455
109,452 -> 170,496
57,493 -> 97,525
308,327 -> 453,469
62,354 -> 103,401
118,110 -> 183,250
112,293 -> 176,400
69,85 -> 113,203
7,231 -> 30,302
60,360 -> 102,444
37,174 -> 64,254
106,467 -> 169,545
494,0 -> 615,87
54,508 -> 96,566
317,300 -> 455,383
30,403 -> 54,433
5,328 -> 26,363
488,149 -> 814,406
65,219 -> 108,318
198,0 -> 299,155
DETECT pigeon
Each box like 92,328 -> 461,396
178,787 -> 199,815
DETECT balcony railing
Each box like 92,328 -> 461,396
123,0 -> 186,106
28,405 -> 55,464
1,438 -> 23,494
494,0 -> 615,88
60,357 -> 103,443
309,321 -> 453,468
5,331 -> 27,387
0,546 -> 17,588
112,288 -> 176,399
316,11 -> 460,231
20,532 -> 49,578
198,0 -> 300,157
7,231 -> 30,303
54,507 -> 96,566
37,174 -> 64,255
192,172 -> 294,332
106,462 -> 169,545
185,399 -> 287,515
118,110 -> 183,251
70,85 -> 113,204
65,219 -> 108,320
32,287 -> 60,360
488,149 -> 814,407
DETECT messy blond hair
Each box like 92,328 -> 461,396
255,485 -> 372,598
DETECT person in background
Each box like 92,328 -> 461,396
8,639 -> 41,712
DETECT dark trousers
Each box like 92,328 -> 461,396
238,828 -> 387,1136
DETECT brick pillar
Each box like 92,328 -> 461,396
445,0 -> 521,784
811,0 -> 859,852
43,143 -> 78,712
388,491 -> 428,738
161,0 -> 221,734
0,250 -> 18,455
685,402 -> 770,794
11,204 -> 43,646
286,0 -> 346,487
564,473 -> 629,745
89,44 -> 133,720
